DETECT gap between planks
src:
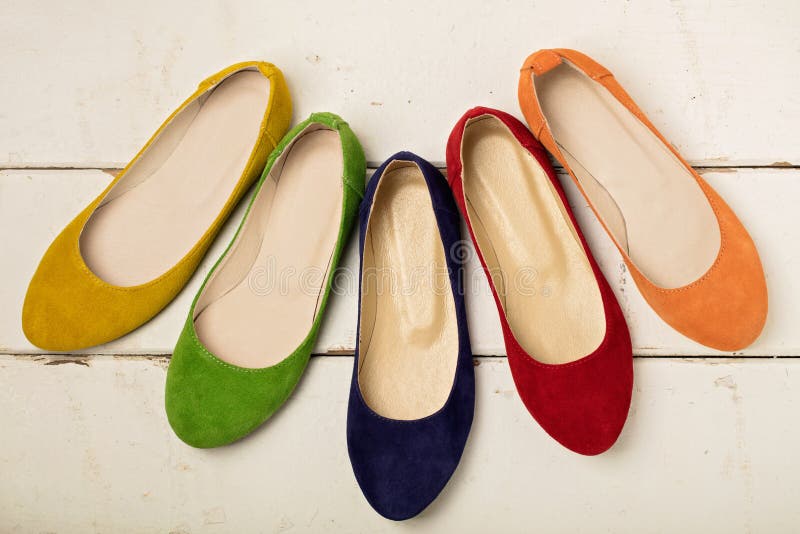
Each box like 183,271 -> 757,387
1,163 -> 798,173
4,354 -> 799,363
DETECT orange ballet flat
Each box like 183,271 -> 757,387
518,49 -> 767,351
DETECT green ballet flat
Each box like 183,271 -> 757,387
165,112 -> 365,448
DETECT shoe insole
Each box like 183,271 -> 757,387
193,127 -> 343,368
462,116 -> 604,364
80,69 -> 270,286
358,162 -> 458,420
533,62 -> 720,289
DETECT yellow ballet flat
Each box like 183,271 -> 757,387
22,61 -> 292,351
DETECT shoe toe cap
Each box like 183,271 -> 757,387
347,402 -> 469,520
165,326 -> 307,448
22,250 -> 116,351
631,183 -> 768,352
511,338 -> 634,456
348,438 -> 459,520
22,224 -> 181,351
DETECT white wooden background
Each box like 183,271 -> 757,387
1,1 -> 799,532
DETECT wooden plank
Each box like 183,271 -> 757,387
1,1 -> 799,167
0,355 -> 797,533
1,167 -> 795,357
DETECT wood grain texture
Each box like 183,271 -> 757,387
1,355 -> 797,533
2,168 -> 794,357
1,1 -> 798,167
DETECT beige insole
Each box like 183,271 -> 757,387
80,69 -> 270,286
533,62 -> 720,289
358,162 -> 458,420
193,126 -> 343,368
462,116 -> 604,364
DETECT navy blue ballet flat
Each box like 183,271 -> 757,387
346,151 -> 475,521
